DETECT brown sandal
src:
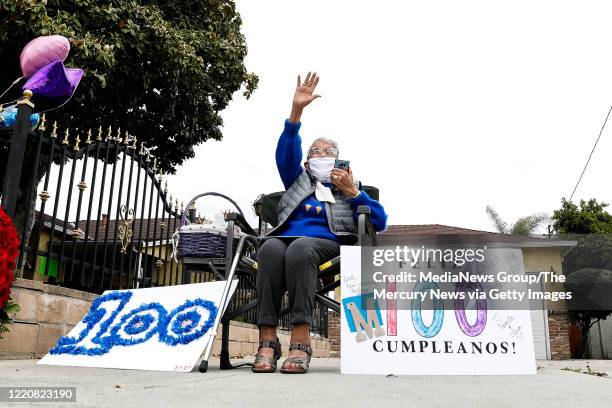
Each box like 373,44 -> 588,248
280,343 -> 313,374
252,337 -> 282,373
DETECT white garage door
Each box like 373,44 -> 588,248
530,307 -> 549,359
527,273 -> 550,360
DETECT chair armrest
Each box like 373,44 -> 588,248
357,205 -> 378,246
225,212 -> 258,236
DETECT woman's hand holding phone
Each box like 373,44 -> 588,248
331,166 -> 359,197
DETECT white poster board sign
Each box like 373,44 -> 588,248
340,246 -> 536,375
39,281 -> 237,372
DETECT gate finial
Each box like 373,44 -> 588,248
51,122 -> 58,139
62,128 -> 70,145
39,113 -> 47,132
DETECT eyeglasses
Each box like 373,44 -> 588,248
308,146 -> 339,158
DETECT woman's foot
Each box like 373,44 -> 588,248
281,323 -> 312,373
252,325 -> 279,372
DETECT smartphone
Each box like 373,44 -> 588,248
334,159 -> 350,171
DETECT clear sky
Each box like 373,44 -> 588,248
164,0 -> 612,233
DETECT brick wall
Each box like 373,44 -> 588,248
327,311 -> 340,357
548,311 -> 571,360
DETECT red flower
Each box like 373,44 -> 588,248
0,207 -> 19,309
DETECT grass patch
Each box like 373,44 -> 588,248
562,363 -> 608,377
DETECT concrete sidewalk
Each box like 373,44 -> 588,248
0,358 -> 610,408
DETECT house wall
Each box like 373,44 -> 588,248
28,229 -> 52,283
142,244 -> 184,286
522,247 -> 566,310
517,247 -> 570,359
24,231 -> 181,288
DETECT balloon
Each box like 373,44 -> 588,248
22,60 -> 84,111
20,35 -> 70,77
0,105 -> 41,130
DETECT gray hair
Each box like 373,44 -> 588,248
307,137 -> 340,159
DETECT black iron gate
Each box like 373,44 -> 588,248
1,93 -> 189,292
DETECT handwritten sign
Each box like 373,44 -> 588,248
38,281 -> 237,372
340,246 -> 536,375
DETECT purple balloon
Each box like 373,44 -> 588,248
22,60 -> 83,109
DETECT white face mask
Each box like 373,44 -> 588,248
307,157 -> 336,182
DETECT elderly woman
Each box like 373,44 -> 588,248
253,72 -> 387,374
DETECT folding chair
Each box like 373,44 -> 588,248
194,187 -> 380,372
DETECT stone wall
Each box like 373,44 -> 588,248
0,278 -> 96,359
0,279 -> 330,359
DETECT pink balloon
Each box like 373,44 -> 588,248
20,35 -> 70,77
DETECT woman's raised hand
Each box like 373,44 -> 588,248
289,72 -> 320,123
294,72 -> 321,108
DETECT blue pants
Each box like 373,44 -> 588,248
256,236 -> 341,327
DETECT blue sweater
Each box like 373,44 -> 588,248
274,119 -> 388,242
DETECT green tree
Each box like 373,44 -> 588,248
1,0 -> 258,172
553,198 -> 612,235
485,205 -> 549,236
552,198 -> 612,358
1,0 -> 258,244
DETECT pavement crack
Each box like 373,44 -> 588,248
142,374 -> 238,389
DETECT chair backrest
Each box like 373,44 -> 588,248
255,185 -> 379,228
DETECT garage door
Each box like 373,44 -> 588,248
527,273 -> 550,359
530,307 -> 549,359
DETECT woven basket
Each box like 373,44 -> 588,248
175,192 -> 246,260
